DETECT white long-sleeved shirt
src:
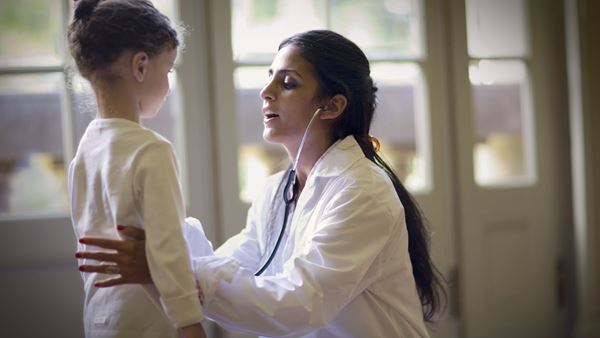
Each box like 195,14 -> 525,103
69,118 -> 203,338
190,136 -> 429,337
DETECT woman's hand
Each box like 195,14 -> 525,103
76,225 -> 152,287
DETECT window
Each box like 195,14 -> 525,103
0,0 -> 184,216
232,0 -> 431,203
0,1 -> 68,215
466,0 -> 536,186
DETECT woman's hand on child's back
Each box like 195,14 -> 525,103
76,225 -> 152,287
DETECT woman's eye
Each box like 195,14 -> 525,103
282,76 -> 297,90
282,82 -> 296,90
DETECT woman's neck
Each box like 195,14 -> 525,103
288,133 -> 334,193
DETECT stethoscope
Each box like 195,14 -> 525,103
254,106 -> 326,276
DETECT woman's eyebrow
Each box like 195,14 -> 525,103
268,68 -> 303,79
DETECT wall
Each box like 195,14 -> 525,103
0,218 -> 83,337
586,0 -> 600,333
568,0 -> 600,336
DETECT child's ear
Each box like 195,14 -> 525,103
131,52 -> 149,82
319,94 -> 347,120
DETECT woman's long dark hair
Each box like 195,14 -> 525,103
280,30 -> 446,321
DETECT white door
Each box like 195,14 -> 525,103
447,0 -> 571,337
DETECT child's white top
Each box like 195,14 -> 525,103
69,118 -> 203,338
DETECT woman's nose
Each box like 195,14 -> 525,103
260,80 -> 275,102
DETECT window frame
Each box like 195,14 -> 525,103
0,0 -> 73,220
0,0 -> 199,221
230,0 -> 435,202
465,0 -> 538,188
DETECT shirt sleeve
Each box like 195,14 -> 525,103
183,216 -> 214,258
67,159 -> 85,282
192,185 -> 399,337
134,141 -> 203,328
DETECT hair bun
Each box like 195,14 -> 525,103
73,0 -> 101,21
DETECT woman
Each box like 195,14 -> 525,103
77,30 -> 445,337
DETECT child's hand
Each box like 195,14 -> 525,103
180,323 -> 207,338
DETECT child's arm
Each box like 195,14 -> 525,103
180,322 -> 207,338
134,141 -> 204,330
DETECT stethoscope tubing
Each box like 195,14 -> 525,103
254,170 -> 295,276
254,107 -> 324,276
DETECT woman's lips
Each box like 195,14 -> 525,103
263,111 -> 280,122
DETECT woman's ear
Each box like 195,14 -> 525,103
319,94 -> 347,120
131,52 -> 149,82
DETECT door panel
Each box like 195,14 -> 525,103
448,0 -> 571,337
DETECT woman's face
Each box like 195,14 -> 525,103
260,45 -> 324,147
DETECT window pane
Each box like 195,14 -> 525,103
239,144 -> 288,203
370,62 -> 430,192
235,67 -> 268,145
232,0 -> 327,63
330,0 -> 424,59
234,66 -> 289,203
0,73 -> 68,213
470,60 -> 535,186
0,1 -> 63,67
465,0 -> 528,58
152,0 -> 183,65
152,0 -> 178,21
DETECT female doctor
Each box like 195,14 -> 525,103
77,30 -> 445,337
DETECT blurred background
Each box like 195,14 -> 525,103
0,0 -> 598,337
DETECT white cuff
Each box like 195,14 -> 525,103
193,255 -> 240,307
160,290 -> 204,328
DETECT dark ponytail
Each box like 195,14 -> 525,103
355,135 -> 445,320
280,30 -> 446,321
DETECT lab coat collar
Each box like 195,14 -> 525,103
311,136 -> 366,178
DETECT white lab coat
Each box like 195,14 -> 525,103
190,136 -> 429,338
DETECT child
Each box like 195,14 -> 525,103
67,1 -> 206,337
